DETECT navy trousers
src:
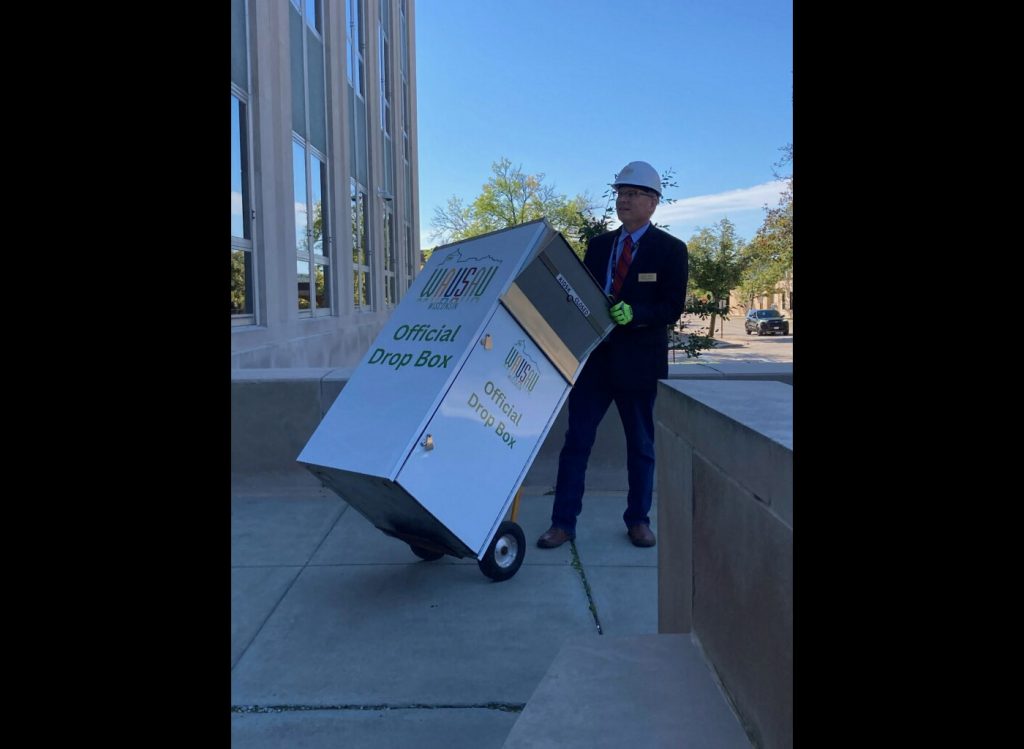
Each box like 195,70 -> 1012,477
550,369 -> 657,535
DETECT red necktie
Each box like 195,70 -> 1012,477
611,235 -> 633,300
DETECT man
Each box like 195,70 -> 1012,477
537,161 -> 688,549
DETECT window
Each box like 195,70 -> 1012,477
383,206 -> 396,306
291,0 -> 331,316
379,0 -> 398,300
231,93 -> 254,321
352,179 -> 371,308
379,0 -> 392,139
348,0 -> 372,309
294,141 -> 331,314
346,0 -> 364,97
400,0 -> 416,291
304,0 -> 322,35
231,0 -> 255,326
405,222 -> 414,289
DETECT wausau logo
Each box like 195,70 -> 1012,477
504,340 -> 540,392
418,248 -> 502,310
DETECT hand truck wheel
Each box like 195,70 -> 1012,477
478,521 -> 525,582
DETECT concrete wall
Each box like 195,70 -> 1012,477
230,364 -> 792,488
655,380 -> 792,749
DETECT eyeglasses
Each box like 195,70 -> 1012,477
613,189 -> 654,200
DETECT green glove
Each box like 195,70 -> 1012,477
610,301 -> 633,325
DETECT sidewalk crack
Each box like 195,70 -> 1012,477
569,542 -> 603,635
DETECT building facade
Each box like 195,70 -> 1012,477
231,0 -> 420,368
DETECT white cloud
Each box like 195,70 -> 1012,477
231,191 -> 243,216
652,181 -> 788,237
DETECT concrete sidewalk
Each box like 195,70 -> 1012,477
231,475 -> 664,748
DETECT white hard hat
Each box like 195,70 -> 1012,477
612,161 -> 662,197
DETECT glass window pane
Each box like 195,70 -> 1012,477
346,38 -> 353,86
298,258 -> 311,310
401,9 -> 408,75
293,142 -> 308,252
384,210 -> 396,306
315,263 -> 329,309
231,96 -> 250,240
348,0 -> 364,96
231,249 -> 252,315
353,270 -> 363,307
231,0 -> 248,90
311,157 -> 325,256
352,190 -> 365,265
307,33 -> 326,152
350,180 -> 359,262
290,7 -> 306,137
306,0 -> 321,34
406,223 -> 414,285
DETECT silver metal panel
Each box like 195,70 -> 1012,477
396,305 -> 570,557
297,221 -> 546,480
500,282 -> 579,384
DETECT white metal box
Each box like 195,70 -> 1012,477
298,219 -> 614,562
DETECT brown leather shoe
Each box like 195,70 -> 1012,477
537,526 -> 574,549
627,524 -> 656,547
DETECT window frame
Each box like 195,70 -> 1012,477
291,0 -> 333,318
351,178 -> 372,310
230,1 -> 257,328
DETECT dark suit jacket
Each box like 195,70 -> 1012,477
581,225 -> 688,390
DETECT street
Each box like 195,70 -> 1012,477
669,311 -> 793,364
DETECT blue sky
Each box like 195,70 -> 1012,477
414,0 -> 792,248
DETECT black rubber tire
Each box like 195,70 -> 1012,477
409,544 -> 444,561
478,521 -> 526,582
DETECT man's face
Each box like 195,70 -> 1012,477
614,186 -> 659,228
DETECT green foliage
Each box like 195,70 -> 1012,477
429,157 -> 597,257
230,251 -> 247,313
686,218 -> 747,339
688,218 -> 748,298
669,297 -> 729,359
739,144 -> 793,306
430,158 -> 722,357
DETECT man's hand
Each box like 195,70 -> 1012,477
610,301 -> 633,325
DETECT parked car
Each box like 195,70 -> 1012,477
745,308 -> 790,336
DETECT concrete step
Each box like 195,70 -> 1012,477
501,633 -> 751,748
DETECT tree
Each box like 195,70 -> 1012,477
739,144 -> 793,309
431,158 -> 721,358
430,157 -> 595,255
687,218 -> 748,337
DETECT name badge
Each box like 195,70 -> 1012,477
638,273 -> 657,282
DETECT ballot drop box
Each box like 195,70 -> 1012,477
298,219 -> 614,580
